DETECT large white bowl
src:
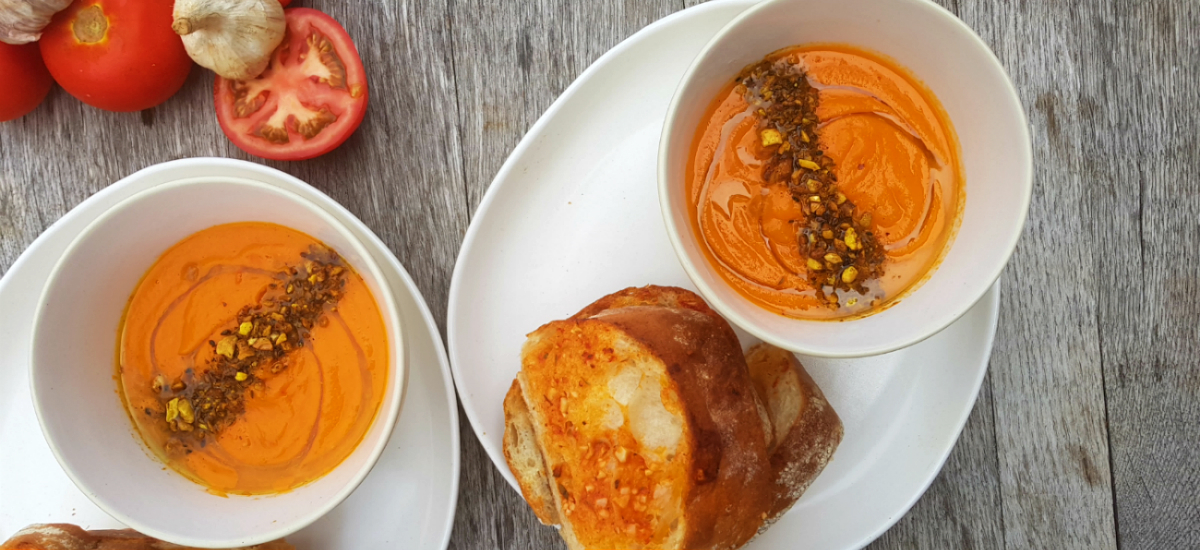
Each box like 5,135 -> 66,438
659,0 -> 1031,357
29,174 -> 407,548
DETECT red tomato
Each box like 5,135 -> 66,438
0,43 -> 53,122
279,0 -> 292,6
214,8 -> 368,161
39,0 -> 192,112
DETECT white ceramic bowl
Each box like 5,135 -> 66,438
659,0 -> 1031,357
30,174 -> 407,548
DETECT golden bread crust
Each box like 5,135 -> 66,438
1,524 -> 293,550
746,344 -> 844,522
503,380 -> 560,526
502,286 -> 841,550
570,285 -> 738,344
571,285 -> 720,320
596,306 -> 774,550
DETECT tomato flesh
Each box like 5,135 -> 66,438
215,8 -> 368,161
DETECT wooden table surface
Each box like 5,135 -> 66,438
2,0 -> 1197,548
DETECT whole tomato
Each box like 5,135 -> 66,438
39,0 -> 192,112
0,43 -> 53,121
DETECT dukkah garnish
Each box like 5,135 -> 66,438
738,58 -> 885,307
152,245 -> 348,446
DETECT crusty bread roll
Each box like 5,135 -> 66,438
0,524 -> 293,550
504,379 -> 560,525
745,343 -> 844,521
503,286 -> 843,550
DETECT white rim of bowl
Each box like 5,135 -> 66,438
29,175 -> 406,548
657,0 -> 1032,358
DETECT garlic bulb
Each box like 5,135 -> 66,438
0,0 -> 73,44
172,0 -> 285,81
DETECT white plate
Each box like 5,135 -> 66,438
446,1 -> 999,549
0,159 -> 460,550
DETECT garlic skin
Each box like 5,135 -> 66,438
172,0 -> 285,81
0,0 -> 73,44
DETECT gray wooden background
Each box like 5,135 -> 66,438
2,0 -> 1197,548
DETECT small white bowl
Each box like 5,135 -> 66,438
30,174 -> 406,548
659,0 -> 1031,357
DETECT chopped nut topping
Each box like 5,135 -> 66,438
165,398 -> 180,422
150,246 -> 349,447
760,128 -> 783,147
844,227 -> 862,251
177,398 -> 195,424
216,336 -> 236,358
738,57 -> 886,305
249,337 -> 274,351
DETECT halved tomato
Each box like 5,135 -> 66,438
214,8 -> 367,161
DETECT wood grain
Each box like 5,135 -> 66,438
450,0 -> 680,214
3,0 -> 1200,548
1083,1 -> 1200,547
953,0 -> 1119,547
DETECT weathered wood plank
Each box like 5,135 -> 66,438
446,0 -> 679,547
1082,1 -> 1200,547
451,0 -> 681,215
969,0 -> 1120,545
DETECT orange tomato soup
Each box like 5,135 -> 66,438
118,222 -> 388,495
686,45 -> 963,319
